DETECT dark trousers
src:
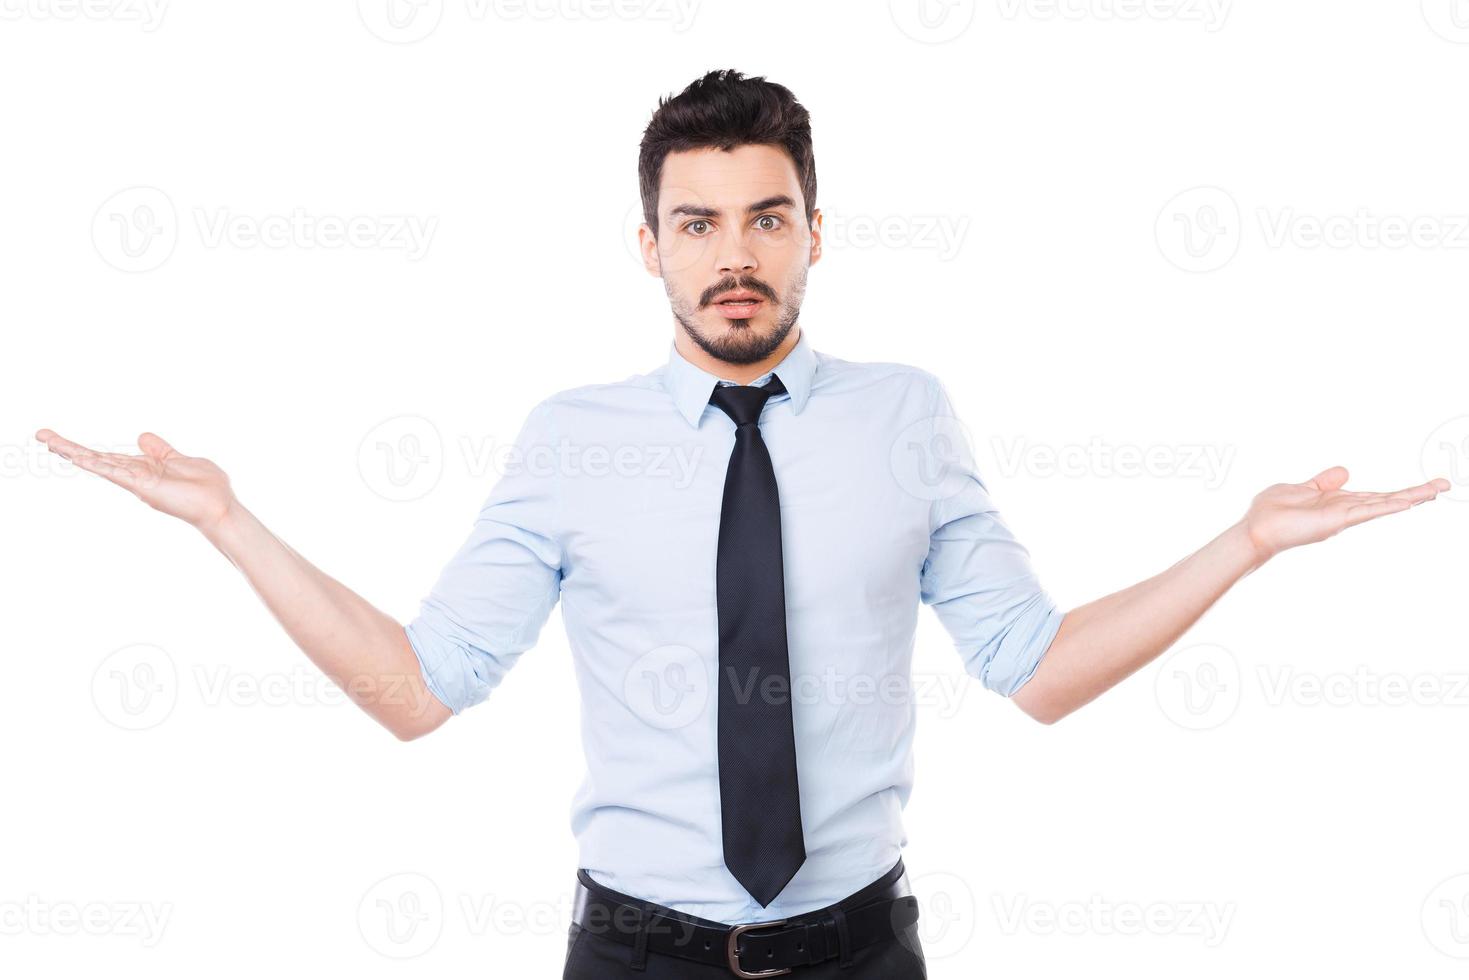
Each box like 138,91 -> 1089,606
562,860 -> 927,979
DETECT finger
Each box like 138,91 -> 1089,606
137,432 -> 179,461
1356,480 -> 1450,507
36,430 -> 142,487
1308,465 -> 1350,491
56,448 -> 144,490
1341,497 -> 1414,528
35,429 -> 126,465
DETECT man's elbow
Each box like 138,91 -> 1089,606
380,682 -> 454,741
386,709 -> 449,741
1009,675 -> 1072,725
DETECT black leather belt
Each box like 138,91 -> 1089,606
569,860 -> 920,977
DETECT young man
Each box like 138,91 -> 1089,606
36,69 -> 1448,979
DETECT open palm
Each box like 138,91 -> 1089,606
1242,465 -> 1449,562
34,428 -> 234,531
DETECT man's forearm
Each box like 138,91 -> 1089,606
200,498 -> 450,739
1011,520 -> 1263,724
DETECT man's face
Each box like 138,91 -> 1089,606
639,143 -> 822,366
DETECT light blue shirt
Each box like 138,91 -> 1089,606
404,327 -> 1066,924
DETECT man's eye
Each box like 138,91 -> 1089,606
686,220 -> 710,235
756,215 -> 782,231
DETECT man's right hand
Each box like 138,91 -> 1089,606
34,429 -> 237,534
33,427 -> 452,740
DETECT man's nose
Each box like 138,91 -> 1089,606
716,240 -> 758,277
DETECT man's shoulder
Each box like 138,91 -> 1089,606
810,347 -> 945,400
523,366 -> 668,417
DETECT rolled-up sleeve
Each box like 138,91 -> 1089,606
404,399 -> 563,714
917,379 -> 1066,697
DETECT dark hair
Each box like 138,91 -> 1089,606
638,68 -> 817,238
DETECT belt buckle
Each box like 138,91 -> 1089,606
726,918 -> 791,977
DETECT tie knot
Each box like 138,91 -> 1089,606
709,375 -> 786,428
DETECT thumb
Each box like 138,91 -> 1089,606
137,432 -> 179,460
1307,465 -> 1349,491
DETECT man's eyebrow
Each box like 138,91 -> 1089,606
666,194 -> 798,220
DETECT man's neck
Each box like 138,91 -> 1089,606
674,323 -> 801,385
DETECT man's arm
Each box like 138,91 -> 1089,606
1011,465 -> 1449,725
35,428 -> 451,741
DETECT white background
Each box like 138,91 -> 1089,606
4,1 -> 1469,977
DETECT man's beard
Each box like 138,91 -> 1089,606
668,265 -> 807,366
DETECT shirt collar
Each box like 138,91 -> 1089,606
664,327 -> 817,428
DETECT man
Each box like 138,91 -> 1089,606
35,69 -> 1448,978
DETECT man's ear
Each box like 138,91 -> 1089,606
637,222 -> 662,278
808,208 -> 823,267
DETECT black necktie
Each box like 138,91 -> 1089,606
709,374 -> 806,908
